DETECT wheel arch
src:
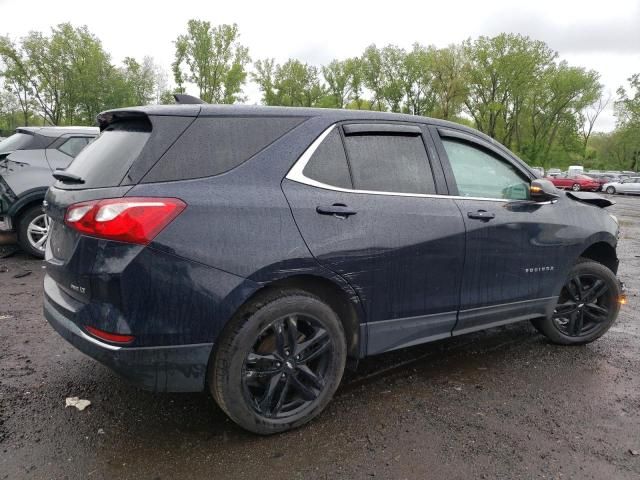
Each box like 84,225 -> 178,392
579,241 -> 619,274
8,188 -> 48,220
230,274 -> 365,360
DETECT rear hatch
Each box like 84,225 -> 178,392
45,107 -> 198,302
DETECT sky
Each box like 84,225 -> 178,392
1,0 -> 638,132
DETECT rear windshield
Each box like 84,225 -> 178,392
0,132 -> 35,154
61,121 -> 150,188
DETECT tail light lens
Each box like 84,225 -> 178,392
65,197 -> 186,245
84,325 -> 135,344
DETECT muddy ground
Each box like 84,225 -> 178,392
1,195 -> 639,480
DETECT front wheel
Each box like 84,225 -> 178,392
571,183 -> 581,191
209,291 -> 347,434
17,204 -> 50,258
532,259 -> 621,345
606,186 -> 616,194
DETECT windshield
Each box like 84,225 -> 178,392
0,132 -> 34,154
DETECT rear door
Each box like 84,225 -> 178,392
283,122 -> 466,355
431,127 -> 568,335
624,178 -> 640,194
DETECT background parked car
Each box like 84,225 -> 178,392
603,177 -> 640,195
531,166 -> 545,178
0,126 -> 98,257
546,173 -> 600,191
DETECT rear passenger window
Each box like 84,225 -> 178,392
302,129 -> 352,189
343,133 -> 435,194
144,116 -> 305,182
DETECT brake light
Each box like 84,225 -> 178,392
65,197 -> 186,245
85,325 -> 135,344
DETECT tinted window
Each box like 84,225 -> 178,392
62,121 -> 150,188
144,116 -> 305,182
302,129 -> 352,189
58,137 -> 89,157
343,134 -> 435,194
442,139 -> 530,200
0,132 -> 35,153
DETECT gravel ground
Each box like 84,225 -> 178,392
1,195 -> 639,480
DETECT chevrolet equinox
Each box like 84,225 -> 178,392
43,102 -> 623,434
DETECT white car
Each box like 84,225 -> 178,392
603,177 -> 640,195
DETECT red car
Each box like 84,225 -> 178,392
546,174 -> 600,191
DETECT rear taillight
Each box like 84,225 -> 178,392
64,197 -> 186,245
84,325 -> 135,344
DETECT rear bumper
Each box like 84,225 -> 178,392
43,276 -> 212,392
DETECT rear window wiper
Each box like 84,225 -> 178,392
53,170 -> 85,184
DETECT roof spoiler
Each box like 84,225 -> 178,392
174,94 -> 206,105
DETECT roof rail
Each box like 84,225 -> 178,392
174,94 -> 206,105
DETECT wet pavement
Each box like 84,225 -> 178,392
1,195 -> 639,479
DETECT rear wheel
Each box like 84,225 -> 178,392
209,291 -> 347,434
17,204 -> 49,258
571,183 -> 581,191
606,186 -> 616,194
532,259 -> 620,345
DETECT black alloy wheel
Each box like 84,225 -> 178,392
532,259 -> 621,345
210,291 -> 347,435
553,273 -> 612,337
242,314 -> 333,419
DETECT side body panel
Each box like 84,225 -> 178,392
283,179 -> 466,355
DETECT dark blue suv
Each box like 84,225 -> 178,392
43,104 -> 622,434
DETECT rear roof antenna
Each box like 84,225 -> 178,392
174,94 -> 206,105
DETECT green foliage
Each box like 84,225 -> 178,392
253,58 -> 323,107
173,20 -> 250,104
0,23 -> 164,126
0,22 -> 636,172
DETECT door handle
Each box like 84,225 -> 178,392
316,203 -> 357,218
467,210 -> 495,221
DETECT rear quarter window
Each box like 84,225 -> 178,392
142,116 -> 305,182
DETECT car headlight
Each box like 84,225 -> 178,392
609,213 -> 618,225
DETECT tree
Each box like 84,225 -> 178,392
254,58 -> 324,107
120,56 -> 157,106
361,45 -> 386,111
579,93 -> 610,159
322,59 -> 352,109
252,58 -> 277,105
0,24 -> 119,125
613,74 -> 640,170
173,20 -> 250,104
430,45 -> 468,120
524,63 -> 601,166
463,34 -> 556,143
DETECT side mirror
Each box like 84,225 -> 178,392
530,179 -> 560,202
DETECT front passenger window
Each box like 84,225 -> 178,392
442,139 -> 530,200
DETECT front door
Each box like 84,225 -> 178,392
283,123 -> 466,355
432,127 -> 571,335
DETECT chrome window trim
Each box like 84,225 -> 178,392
285,124 -> 521,204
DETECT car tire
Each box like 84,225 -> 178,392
532,258 -> 621,345
17,204 -> 49,259
606,186 -> 616,194
209,290 -> 347,435
571,183 -> 581,191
